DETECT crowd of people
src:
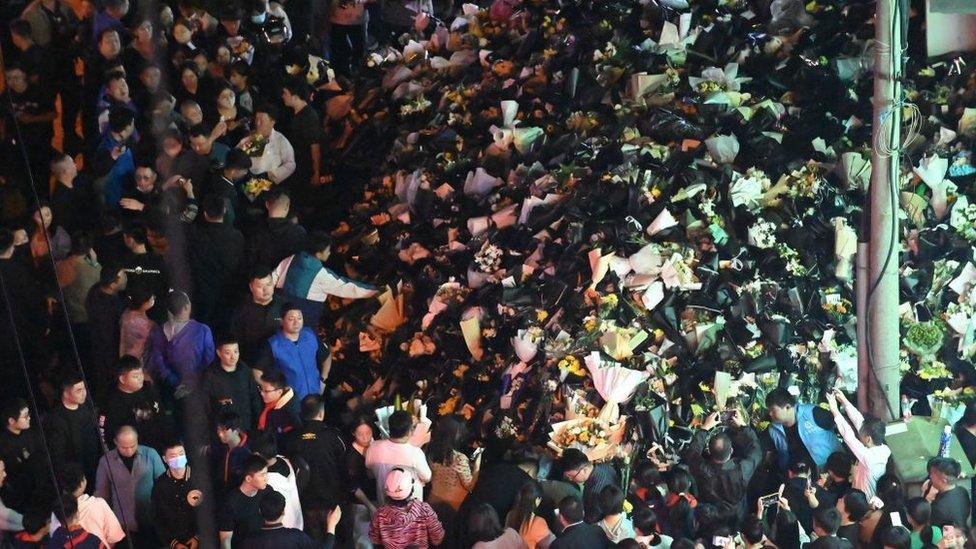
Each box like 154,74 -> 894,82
1,0 -> 976,547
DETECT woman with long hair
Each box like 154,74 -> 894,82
469,503 -> 526,549
119,285 -> 157,364
427,415 -> 480,511
505,481 -> 553,549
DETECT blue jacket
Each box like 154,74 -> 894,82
268,328 -> 322,401
768,403 -> 841,470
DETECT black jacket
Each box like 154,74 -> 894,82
550,522 -> 610,549
683,426 -> 762,519
99,383 -> 171,451
43,402 -> 101,482
200,361 -> 263,432
241,525 -> 334,549
247,217 -> 307,267
288,419 -> 347,510
151,467 -> 208,546
230,296 -> 283,366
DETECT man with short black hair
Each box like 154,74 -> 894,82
43,376 -> 101,484
213,411 -> 252,492
683,410 -> 761,524
187,193 -> 245,330
550,495 -> 608,549
0,62 -> 56,185
231,265 -> 284,366
218,454 -> 272,548
365,410 -> 431,503
48,493 -> 102,548
291,394 -> 347,537
99,355 -> 171,451
836,489 -> 869,546
256,370 -> 302,444
0,399 -> 39,512
281,79 -> 323,220
121,221 -> 168,322
740,515 -> 767,549
240,103 -> 295,184
85,265 -> 127,398
806,507 -> 853,548
767,387 -> 840,473
203,148 -> 251,224
93,106 -> 136,208
202,335 -> 263,432
557,447 -> 619,524
272,231 -> 377,330
152,441 -> 207,548
255,304 -> 332,400
242,490 -> 339,548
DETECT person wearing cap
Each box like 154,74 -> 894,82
365,410 -> 431,504
369,468 -> 445,549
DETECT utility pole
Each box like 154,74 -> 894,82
861,0 -> 903,421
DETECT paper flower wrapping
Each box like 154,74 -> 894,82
548,417 -> 626,462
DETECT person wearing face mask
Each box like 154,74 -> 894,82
94,426 -> 166,542
152,441 -> 207,549
244,0 -> 292,49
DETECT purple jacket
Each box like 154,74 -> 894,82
149,320 -> 215,387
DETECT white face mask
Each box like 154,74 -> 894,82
167,455 -> 188,469
251,12 -> 266,24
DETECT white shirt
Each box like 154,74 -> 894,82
245,129 -> 296,184
365,439 -> 432,503
833,399 -> 891,499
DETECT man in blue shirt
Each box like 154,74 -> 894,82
92,107 -> 135,208
255,305 -> 331,401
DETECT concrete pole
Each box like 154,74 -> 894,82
863,0 -> 903,421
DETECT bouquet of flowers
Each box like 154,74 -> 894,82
585,351 -> 650,420
474,241 -> 503,274
950,196 -> 976,243
548,417 -> 626,462
400,95 -> 433,117
903,320 -> 946,358
784,161 -> 824,199
241,134 -> 268,158
242,177 -> 273,202
558,355 -> 586,380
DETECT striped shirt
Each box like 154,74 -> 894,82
369,501 -> 445,549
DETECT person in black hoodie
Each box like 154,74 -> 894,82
201,335 -> 263,433
42,374 -> 101,484
187,195 -> 245,331
98,355 -> 171,452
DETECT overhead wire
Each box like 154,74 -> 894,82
0,38 -> 136,549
